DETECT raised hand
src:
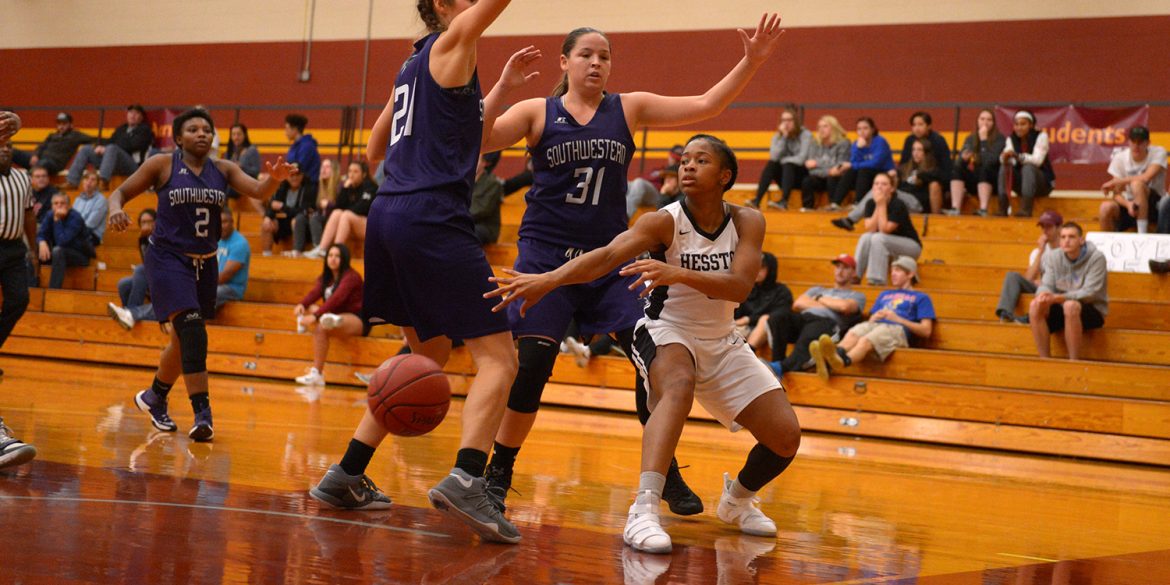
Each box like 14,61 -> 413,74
498,45 -> 542,92
266,156 -> 295,183
484,268 -> 556,317
0,111 -> 21,144
738,13 -> 785,65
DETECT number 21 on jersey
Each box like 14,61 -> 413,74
566,166 -> 606,206
390,83 -> 416,146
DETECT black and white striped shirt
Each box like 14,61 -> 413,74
0,167 -> 32,241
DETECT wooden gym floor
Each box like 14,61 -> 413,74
1,356 -> 1168,584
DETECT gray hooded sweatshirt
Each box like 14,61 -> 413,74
1037,241 -> 1108,315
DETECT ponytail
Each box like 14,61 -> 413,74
417,0 -> 451,33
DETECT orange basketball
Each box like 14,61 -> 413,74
366,354 -> 451,437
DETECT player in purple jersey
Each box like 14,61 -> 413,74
309,0 -> 542,545
108,109 -> 291,442
477,14 -> 786,514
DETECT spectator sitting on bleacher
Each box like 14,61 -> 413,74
284,113 -> 321,182
799,115 -> 851,212
765,254 -> 866,376
294,243 -> 364,386
29,165 -> 59,223
998,110 -> 1054,217
471,152 -> 505,245
949,109 -> 1004,217
24,112 -> 93,177
831,117 -> 895,212
36,192 -> 94,289
626,144 -> 683,218
106,209 -> 158,329
1099,126 -> 1165,234
655,164 -> 682,209
73,170 -> 109,246
734,251 -> 793,364
813,256 -> 935,380
225,124 -> 261,180
290,159 -> 340,256
995,210 -> 1062,324
749,108 -> 810,210
1029,222 -> 1107,361
830,174 -> 924,231
854,173 -> 922,285
897,112 -> 952,202
260,163 -> 318,256
898,137 -> 945,214
66,104 -> 153,190
303,161 -> 377,259
216,207 -> 250,309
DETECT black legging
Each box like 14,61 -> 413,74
834,168 -> 882,206
800,175 -> 843,210
755,162 -> 807,206
767,311 -> 839,372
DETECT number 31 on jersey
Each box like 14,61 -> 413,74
566,166 -> 606,206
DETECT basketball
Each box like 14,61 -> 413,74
366,354 -> 451,436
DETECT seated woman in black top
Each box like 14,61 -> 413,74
948,109 -> 1005,216
898,137 -> 944,213
854,173 -> 922,285
303,161 -> 378,259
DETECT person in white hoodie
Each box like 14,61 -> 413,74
1028,222 -> 1108,360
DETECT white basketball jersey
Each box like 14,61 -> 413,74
644,201 -> 739,338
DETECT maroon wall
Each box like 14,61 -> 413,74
6,15 -> 1166,186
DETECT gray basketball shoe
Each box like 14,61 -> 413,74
310,464 -> 393,510
428,468 -> 521,544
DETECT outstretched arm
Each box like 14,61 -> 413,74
220,157 -> 294,214
482,46 -> 543,151
430,0 -> 514,88
107,155 -> 168,232
622,13 -> 784,129
486,210 -> 674,316
621,207 -> 764,303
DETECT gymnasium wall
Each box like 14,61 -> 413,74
4,1 -> 1168,186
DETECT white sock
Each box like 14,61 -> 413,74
1138,219 -> 1149,234
637,471 -> 666,503
729,477 -> 756,500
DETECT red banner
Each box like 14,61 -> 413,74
994,105 -> 1148,164
145,108 -> 182,149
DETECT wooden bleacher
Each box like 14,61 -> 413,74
15,186 -> 1170,467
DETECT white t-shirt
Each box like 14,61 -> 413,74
1108,145 -> 1167,199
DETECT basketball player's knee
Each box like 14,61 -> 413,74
772,425 -> 802,458
507,337 -> 559,413
655,371 -> 695,406
172,309 -> 208,374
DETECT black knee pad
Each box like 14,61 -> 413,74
172,309 -> 209,374
506,337 -> 559,414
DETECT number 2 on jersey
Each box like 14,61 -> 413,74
390,83 -> 415,146
565,166 -> 606,206
194,207 -> 210,238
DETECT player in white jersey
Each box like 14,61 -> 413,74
487,135 -> 801,553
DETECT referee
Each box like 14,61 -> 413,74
0,110 -> 38,471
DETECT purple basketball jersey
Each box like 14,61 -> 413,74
153,152 -> 228,255
377,32 -> 483,205
520,94 -> 635,250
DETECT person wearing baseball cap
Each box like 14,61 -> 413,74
998,109 -> 1055,217
763,253 -> 867,377
812,256 -> 935,380
994,210 -> 1063,323
66,103 -> 154,188
1100,125 -> 1166,234
18,111 -> 94,177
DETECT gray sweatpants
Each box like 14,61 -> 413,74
855,232 -> 922,284
996,271 -> 1037,316
998,164 -> 1052,216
